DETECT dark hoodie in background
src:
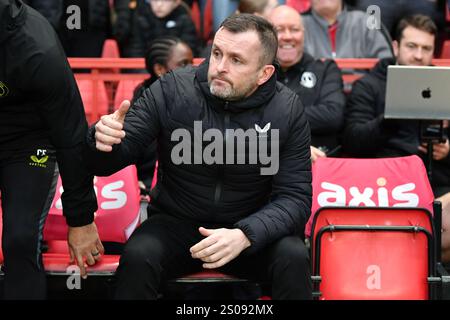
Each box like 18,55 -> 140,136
0,0 -> 97,226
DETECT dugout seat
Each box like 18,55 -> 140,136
114,79 -> 144,108
308,156 -> 446,299
76,79 -> 109,124
42,165 -> 141,276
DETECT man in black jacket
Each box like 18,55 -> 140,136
269,5 -> 346,161
88,14 -> 312,299
0,0 -> 103,299
342,14 -> 450,262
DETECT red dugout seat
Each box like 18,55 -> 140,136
311,207 -> 436,300
441,40 -> 450,59
308,156 -> 441,300
76,79 -> 109,124
114,79 -> 144,108
42,165 -> 141,275
101,39 -> 120,59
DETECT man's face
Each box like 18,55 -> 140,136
311,0 -> 342,17
394,26 -> 435,66
149,0 -> 179,18
269,7 -> 304,69
208,28 -> 268,101
166,42 -> 193,70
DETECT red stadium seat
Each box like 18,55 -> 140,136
441,40 -> 450,59
447,2 -> 450,22
190,0 -> 213,44
287,0 -> 311,13
76,79 -> 109,124
308,156 -> 442,299
310,207 -> 435,300
101,39 -> 120,59
42,165 -> 141,275
114,79 -> 144,108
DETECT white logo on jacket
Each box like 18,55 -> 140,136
255,122 -> 271,138
300,72 -> 317,89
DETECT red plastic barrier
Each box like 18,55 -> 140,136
44,165 -> 141,243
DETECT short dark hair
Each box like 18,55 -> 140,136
395,14 -> 437,43
238,0 -> 269,15
219,13 -> 278,66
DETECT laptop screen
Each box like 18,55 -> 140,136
385,65 -> 450,120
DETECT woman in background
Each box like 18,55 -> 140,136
133,36 -> 193,197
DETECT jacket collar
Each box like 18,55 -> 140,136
277,52 -> 315,78
195,58 -> 277,113
372,57 -> 396,80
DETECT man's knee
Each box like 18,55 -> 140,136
119,235 -> 166,271
271,236 -> 310,265
2,227 -> 38,258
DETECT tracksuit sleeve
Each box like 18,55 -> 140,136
29,45 -> 97,227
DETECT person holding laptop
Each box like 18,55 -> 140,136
342,14 -> 450,263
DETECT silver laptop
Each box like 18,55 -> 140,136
385,65 -> 450,120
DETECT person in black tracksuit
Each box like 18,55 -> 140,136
87,14 -> 313,299
0,0 -> 102,299
269,6 -> 346,160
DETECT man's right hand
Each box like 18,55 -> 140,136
95,100 -> 131,152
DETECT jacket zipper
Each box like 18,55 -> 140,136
214,102 -> 230,204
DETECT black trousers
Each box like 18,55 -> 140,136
0,147 -> 57,299
114,210 -> 312,300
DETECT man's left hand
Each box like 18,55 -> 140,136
68,222 -> 104,279
190,227 -> 251,269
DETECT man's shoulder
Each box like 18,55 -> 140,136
274,81 -> 301,106
303,55 -> 339,72
18,6 -> 60,56
157,65 -> 199,102
164,65 -> 197,85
